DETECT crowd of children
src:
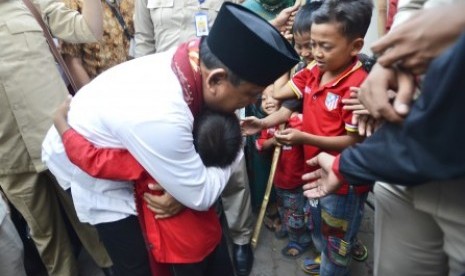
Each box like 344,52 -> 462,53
243,0 -> 374,274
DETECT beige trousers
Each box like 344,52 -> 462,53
374,180 -> 465,276
221,156 -> 254,245
0,171 -> 112,276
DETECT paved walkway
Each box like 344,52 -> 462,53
250,202 -> 374,276
76,198 -> 374,276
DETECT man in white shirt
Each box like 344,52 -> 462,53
43,3 -> 299,275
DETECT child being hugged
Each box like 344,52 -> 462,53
255,86 -> 311,259
54,100 -> 242,276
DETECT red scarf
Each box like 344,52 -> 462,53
171,38 -> 203,117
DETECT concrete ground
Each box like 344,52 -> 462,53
75,196 -> 374,276
250,201 -> 374,276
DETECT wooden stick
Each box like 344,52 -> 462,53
251,124 -> 285,249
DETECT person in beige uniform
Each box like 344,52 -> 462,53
0,1 -> 113,275
134,1 -> 256,275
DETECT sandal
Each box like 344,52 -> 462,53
281,241 -> 309,259
301,256 -> 320,275
351,239 -> 368,262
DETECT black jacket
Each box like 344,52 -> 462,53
339,31 -> 465,186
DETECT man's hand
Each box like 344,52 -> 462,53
274,128 -> 302,146
302,153 -> 342,199
271,1 -> 300,33
143,183 -> 184,219
241,116 -> 264,136
372,3 -> 465,75
53,96 -> 72,136
359,63 -> 415,123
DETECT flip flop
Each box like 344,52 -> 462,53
351,239 -> 368,262
301,256 -> 321,275
281,241 -> 309,259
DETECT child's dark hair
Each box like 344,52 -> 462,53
292,2 -> 323,35
193,109 -> 242,168
311,0 -> 373,40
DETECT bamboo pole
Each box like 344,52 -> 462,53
251,124 -> 285,249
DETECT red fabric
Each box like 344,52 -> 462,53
62,130 -> 222,266
255,127 -> 278,152
171,38 -> 203,117
255,115 -> 305,189
290,59 -> 370,195
386,0 -> 398,32
274,114 -> 306,189
332,154 -> 344,183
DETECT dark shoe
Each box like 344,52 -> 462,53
102,266 -> 117,276
233,243 -> 254,276
351,239 -> 368,262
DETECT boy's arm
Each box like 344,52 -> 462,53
261,106 -> 293,129
273,73 -> 296,100
241,103 -> 297,136
61,130 -> 145,180
275,129 -> 363,152
53,99 -> 144,180
255,130 -> 277,151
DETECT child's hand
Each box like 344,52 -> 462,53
274,128 -> 302,146
241,116 -> 264,136
53,96 -> 72,136
281,30 -> 293,44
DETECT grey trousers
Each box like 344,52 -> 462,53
374,180 -> 465,276
0,196 -> 27,276
221,156 -> 254,245
0,171 -> 113,276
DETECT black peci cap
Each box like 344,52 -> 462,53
207,2 -> 300,87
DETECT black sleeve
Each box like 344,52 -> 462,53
339,31 -> 465,186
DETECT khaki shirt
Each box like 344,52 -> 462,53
134,0 -> 236,57
0,0 -> 96,175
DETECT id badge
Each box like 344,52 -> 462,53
195,12 -> 209,37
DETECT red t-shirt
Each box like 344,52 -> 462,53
256,114 -> 305,190
289,59 -> 370,195
62,129 -> 221,266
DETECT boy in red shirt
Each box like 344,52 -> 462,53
255,86 -> 311,259
245,0 -> 374,274
54,104 -> 242,276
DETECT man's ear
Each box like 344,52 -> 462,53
350,38 -> 364,56
205,68 -> 228,91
